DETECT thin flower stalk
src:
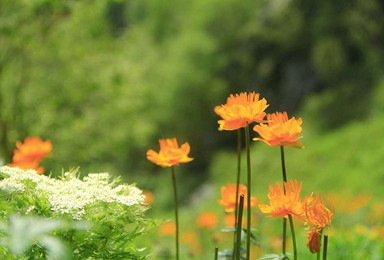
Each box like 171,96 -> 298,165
233,129 -> 242,257
280,146 -> 288,257
171,166 -> 180,260
288,214 -> 298,260
236,195 -> 245,260
323,235 -> 328,260
214,246 -> 219,260
245,124 -> 251,260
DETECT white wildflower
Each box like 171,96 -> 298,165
0,166 -> 145,219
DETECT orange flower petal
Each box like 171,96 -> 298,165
253,112 -> 303,148
10,137 -> 52,174
217,183 -> 257,212
259,180 -> 305,219
196,212 -> 218,229
307,229 -> 322,253
304,194 -> 334,230
147,138 -> 193,167
214,92 -> 269,131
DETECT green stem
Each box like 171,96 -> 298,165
317,229 -> 323,260
282,218 -> 287,259
233,129 -> 242,259
288,214 -> 297,260
280,146 -> 288,258
236,195 -> 245,260
280,146 -> 287,183
244,124 -> 251,260
171,166 -> 179,260
214,246 -> 219,260
323,235 -> 328,260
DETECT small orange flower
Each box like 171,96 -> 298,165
146,138 -> 193,167
8,137 -> 52,174
258,180 -> 304,219
13,137 -> 52,163
306,229 -> 322,253
217,184 -> 257,213
214,92 -> 269,130
224,213 -> 247,227
253,112 -> 303,148
181,230 -> 202,256
304,194 -> 334,230
143,190 -> 154,204
303,195 -> 334,254
159,222 -> 176,236
196,211 -> 218,229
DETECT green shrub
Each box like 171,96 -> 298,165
0,166 -> 155,259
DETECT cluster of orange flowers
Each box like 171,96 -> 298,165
8,137 -> 52,174
214,92 -> 303,148
214,92 -> 335,255
146,91 -> 335,258
259,180 -> 334,253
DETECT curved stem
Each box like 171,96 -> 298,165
244,124 -> 251,260
236,195 -> 245,260
171,166 -> 179,260
288,214 -> 297,260
233,129 -> 242,258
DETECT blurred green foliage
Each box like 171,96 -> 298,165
1,1 -> 384,257
0,0 -> 383,193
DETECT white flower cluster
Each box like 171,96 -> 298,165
0,166 -> 145,219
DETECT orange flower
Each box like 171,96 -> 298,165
181,230 -> 202,256
304,194 -> 334,230
9,137 -> 52,174
224,213 -> 250,227
159,222 -> 176,236
253,112 -> 303,148
217,184 -> 257,213
13,137 -> 52,163
214,92 -> 269,130
258,180 -> 304,219
306,229 -> 322,253
196,211 -> 218,229
143,190 -> 154,204
303,195 -> 334,254
146,138 -> 193,167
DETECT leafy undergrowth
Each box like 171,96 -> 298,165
0,166 -> 155,259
